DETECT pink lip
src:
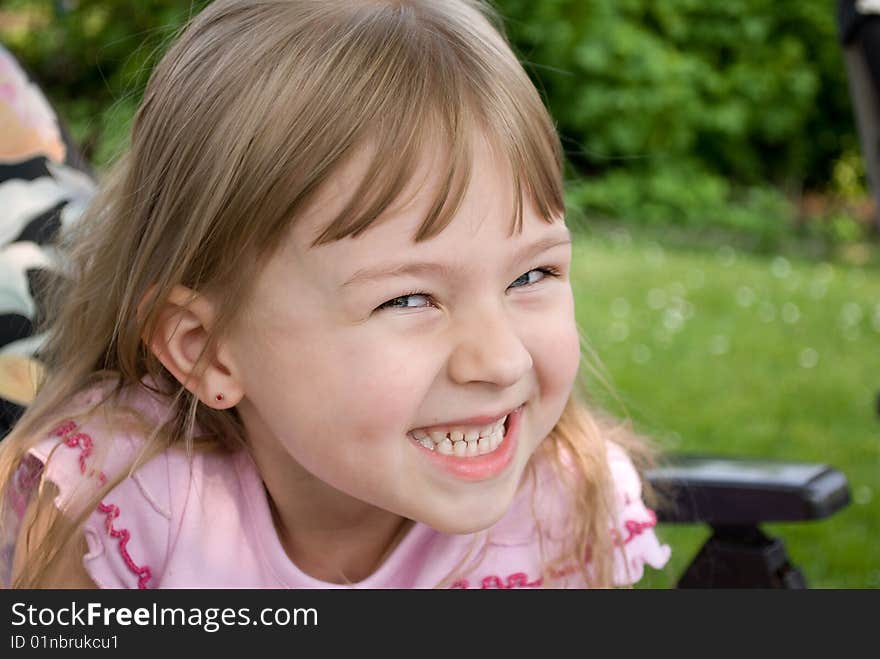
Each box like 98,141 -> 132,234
412,405 -> 524,482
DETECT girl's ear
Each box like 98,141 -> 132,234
140,284 -> 243,409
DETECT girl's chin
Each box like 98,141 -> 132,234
415,503 -> 512,535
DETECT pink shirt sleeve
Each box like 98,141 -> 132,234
606,441 -> 672,586
21,415 -> 172,589
459,440 -> 671,588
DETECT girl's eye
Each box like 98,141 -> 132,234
375,266 -> 561,312
377,291 -> 434,311
508,266 -> 560,289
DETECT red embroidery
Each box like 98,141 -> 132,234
465,572 -> 544,589
53,422 -> 108,486
449,572 -> 545,589
448,507 -> 660,589
610,509 -> 657,547
50,420 -> 152,589
65,433 -> 93,476
503,572 -> 544,588
53,420 -> 77,437
97,502 -> 152,589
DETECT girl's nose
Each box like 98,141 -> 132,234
447,303 -> 533,388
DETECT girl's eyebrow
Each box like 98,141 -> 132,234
340,228 -> 572,288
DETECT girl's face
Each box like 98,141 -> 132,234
224,140 -> 580,534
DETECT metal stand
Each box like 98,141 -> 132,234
677,526 -> 808,589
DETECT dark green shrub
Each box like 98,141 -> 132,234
497,0 -> 852,188
2,0 -> 866,245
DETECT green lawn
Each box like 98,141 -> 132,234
569,227 -> 880,588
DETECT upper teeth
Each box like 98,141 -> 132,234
411,415 -> 508,456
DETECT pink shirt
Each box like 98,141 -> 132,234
4,381 -> 670,589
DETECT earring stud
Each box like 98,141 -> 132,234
215,393 -> 224,401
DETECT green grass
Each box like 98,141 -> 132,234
569,226 -> 880,589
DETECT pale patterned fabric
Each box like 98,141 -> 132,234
0,45 -> 65,164
0,43 -> 95,436
2,379 -> 671,589
857,0 -> 880,15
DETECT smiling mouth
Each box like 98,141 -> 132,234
409,411 -> 514,457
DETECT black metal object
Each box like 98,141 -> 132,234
675,526 -> 808,589
645,455 -> 851,588
839,0 -> 880,232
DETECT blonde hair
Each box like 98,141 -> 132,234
0,0 -> 658,589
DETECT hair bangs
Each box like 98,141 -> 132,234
306,0 -> 565,247
309,102 -> 564,248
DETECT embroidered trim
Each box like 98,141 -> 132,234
449,571 -> 544,589
482,572 -> 544,589
610,509 -> 658,547
50,420 -> 153,589
449,510 -> 660,589
96,502 -> 152,589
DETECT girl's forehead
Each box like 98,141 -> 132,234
258,152 -> 567,304
284,197 -> 565,295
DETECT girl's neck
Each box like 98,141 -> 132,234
242,416 -> 413,584
265,492 -> 413,584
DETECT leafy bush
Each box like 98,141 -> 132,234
495,0 -> 868,245
497,0 -> 854,188
1,0 -> 209,165
565,162 -> 792,249
1,0 -> 867,245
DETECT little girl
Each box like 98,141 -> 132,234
0,0 -> 670,588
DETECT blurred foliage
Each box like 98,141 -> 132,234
0,0 -> 873,249
499,0 -> 855,187
0,0 -> 210,165
497,0 -> 875,249
565,162 -> 793,250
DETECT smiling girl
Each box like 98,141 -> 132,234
0,0 -> 669,588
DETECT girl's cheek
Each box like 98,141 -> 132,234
332,345 -> 430,432
560,323 -> 583,374
536,311 -> 581,392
